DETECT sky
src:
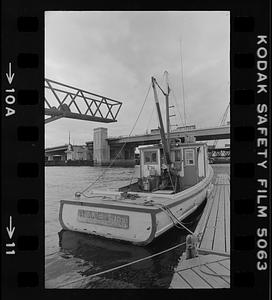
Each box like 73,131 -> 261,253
45,11 -> 230,148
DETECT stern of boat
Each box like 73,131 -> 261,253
59,200 -> 157,245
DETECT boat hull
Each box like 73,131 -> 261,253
59,166 -> 214,246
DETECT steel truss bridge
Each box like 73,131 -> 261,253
208,148 -> 230,158
45,78 -> 122,124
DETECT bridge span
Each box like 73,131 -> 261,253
46,125 -> 230,166
107,125 -> 230,146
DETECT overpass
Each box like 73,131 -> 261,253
45,145 -> 68,152
107,125 -> 230,146
45,145 -> 70,161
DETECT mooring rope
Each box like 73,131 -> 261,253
77,83 -> 152,198
155,203 -> 195,235
56,240 -> 186,288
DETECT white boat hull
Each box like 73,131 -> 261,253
59,166 -> 213,246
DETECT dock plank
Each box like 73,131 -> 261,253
170,273 -> 192,288
194,185 -> 217,239
218,259 -> 230,270
178,269 -> 213,288
198,173 -> 230,253
224,184 -> 230,253
192,265 -> 229,288
206,262 -> 230,284
213,186 -> 226,252
200,185 -> 221,250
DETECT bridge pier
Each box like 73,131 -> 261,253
92,127 -> 136,167
93,128 -> 110,166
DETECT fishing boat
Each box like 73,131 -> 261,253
59,74 -> 214,246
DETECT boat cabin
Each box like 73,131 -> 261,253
120,139 -> 209,194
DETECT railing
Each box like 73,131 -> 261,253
45,78 -> 122,124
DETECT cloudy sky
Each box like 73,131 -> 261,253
45,11 -> 230,147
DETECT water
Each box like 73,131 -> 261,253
45,164 -> 229,289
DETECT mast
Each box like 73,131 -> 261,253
164,71 -> 170,152
151,76 -> 171,165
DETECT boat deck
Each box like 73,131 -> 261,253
71,166 -> 213,211
170,173 -> 230,288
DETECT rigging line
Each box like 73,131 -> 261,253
79,84 -> 152,196
179,37 -> 187,127
56,240 -> 187,288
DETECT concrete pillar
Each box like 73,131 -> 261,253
93,127 -> 110,165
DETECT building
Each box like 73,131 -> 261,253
66,144 -> 91,161
45,142 -> 93,163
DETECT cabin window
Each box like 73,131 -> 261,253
174,150 -> 181,162
144,151 -> 157,164
185,149 -> 195,165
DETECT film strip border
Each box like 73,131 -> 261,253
231,9 -> 270,296
0,2 -> 270,299
1,6 -> 44,297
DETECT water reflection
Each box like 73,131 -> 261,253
56,201 -> 205,288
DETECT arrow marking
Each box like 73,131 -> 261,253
6,62 -> 15,85
6,216 -> 15,239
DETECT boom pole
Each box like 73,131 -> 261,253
151,77 -> 171,165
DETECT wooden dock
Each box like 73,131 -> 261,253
170,173 -> 230,288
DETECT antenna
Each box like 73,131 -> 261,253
179,37 -> 187,126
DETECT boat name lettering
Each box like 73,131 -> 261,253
77,209 -> 129,229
